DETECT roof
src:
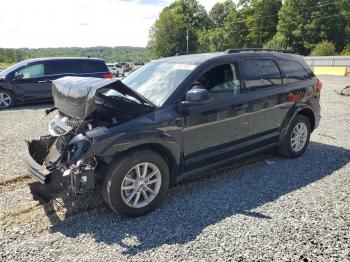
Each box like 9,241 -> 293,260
21,57 -> 104,63
157,50 -> 299,65
158,52 -> 226,65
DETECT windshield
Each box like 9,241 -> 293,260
0,60 -> 29,77
121,61 -> 196,106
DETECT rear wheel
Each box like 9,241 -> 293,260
102,149 -> 170,217
280,115 -> 311,158
0,90 -> 15,109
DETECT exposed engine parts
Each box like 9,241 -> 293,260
24,77 -> 156,195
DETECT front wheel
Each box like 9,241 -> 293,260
0,90 -> 15,109
280,115 -> 311,158
102,150 -> 170,217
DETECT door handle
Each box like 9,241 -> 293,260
37,80 -> 51,83
234,104 -> 248,111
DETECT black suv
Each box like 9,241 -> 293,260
23,49 -> 321,217
0,57 -> 112,109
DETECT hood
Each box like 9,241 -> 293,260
52,76 -> 155,120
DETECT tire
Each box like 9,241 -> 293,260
279,115 -> 311,158
102,149 -> 170,217
0,90 -> 15,109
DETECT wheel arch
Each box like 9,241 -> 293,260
296,108 -> 315,131
105,143 -> 180,187
280,105 -> 316,141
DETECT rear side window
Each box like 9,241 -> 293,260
278,60 -> 309,84
80,61 -> 107,73
242,59 -> 282,89
46,61 -> 75,75
46,60 -> 107,75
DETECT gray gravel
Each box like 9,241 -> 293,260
1,76 -> 350,261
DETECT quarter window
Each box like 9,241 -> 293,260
279,60 -> 309,84
19,64 -> 45,79
242,59 -> 282,89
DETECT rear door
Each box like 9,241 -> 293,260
240,57 -> 288,138
45,60 -> 77,80
12,62 -> 52,100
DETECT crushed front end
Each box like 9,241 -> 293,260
23,116 -> 97,194
22,76 -> 155,195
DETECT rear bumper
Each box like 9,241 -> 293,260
22,143 -> 51,184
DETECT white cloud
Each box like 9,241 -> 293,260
0,0 -> 231,48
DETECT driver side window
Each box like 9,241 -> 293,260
193,63 -> 241,102
18,64 -> 45,79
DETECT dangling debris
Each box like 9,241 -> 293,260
341,86 -> 350,96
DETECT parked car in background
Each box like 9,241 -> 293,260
106,63 -> 125,77
23,49 -> 321,217
0,57 -> 112,109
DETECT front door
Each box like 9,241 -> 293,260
181,63 -> 250,172
12,62 -> 52,100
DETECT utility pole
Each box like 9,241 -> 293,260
186,28 -> 189,53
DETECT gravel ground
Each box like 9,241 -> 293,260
1,76 -> 350,261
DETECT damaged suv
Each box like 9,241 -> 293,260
23,49 -> 321,217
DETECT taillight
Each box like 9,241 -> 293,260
316,81 -> 323,91
103,73 -> 113,78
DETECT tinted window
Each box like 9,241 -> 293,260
279,60 -> 309,84
80,61 -> 107,73
19,64 -> 45,79
192,63 -> 241,102
46,60 -> 107,75
46,61 -> 76,75
243,59 -> 282,89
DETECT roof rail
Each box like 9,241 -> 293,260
175,52 -> 208,56
225,48 -> 293,54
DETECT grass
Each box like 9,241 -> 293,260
0,62 -> 14,69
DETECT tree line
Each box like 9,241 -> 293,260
0,46 -> 150,66
148,0 -> 350,58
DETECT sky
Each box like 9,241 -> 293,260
0,0 -> 227,48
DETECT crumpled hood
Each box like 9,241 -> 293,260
52,76 -> 154,120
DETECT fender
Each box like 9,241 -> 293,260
279,102 -> 315,141
80,124 -> 182,167
83,127 -> 183,184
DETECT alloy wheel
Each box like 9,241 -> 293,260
0,92 -> 11,108
291,122 -> 308,152
121,162 -> 162,208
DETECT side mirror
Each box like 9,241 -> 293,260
14,72 -> 24,80
182,88 -> 210,106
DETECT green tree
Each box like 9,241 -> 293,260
224,8 -> 249,49
338,1 -> 350,45
341,44 -> 350,55
198,3 -> 249,52
197,27 -> 231,52
263,32 -> 290,50
277,0 -> 346,55
148,0 -> 208,58
148,9 -> 189,58
209,0 -> 236,27
310,41 -> 337,56
245,0 -> 282,48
